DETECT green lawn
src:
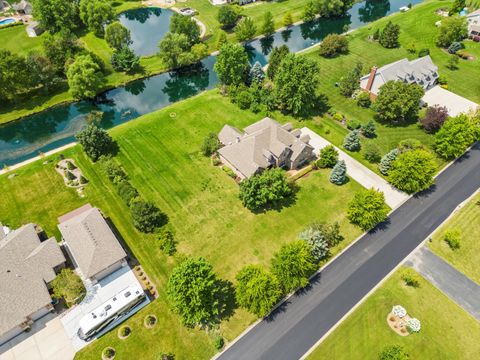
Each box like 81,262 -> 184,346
184,0 -> 315,46
429,192 -> 480,284
297,0 -> 480,174
308,268 -> 480,360
0,90 -> 364,360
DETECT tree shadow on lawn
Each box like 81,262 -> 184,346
250,189 -> 298,215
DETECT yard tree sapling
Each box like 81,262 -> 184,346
317,145 -> 339,168
343,130 -> 361,151
378,148 -> 399,175
329,160 -> 347,185
434,114 -> 478,159
235,17 -> 256,42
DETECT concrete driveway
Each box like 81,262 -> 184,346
422,85 -> 479,117
301,127 -> 408,208
0,313 -> 75,360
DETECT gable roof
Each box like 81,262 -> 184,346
360,56 -> 438,95
0,224 -> 65,337
58,205 -> 126,279
218,118 -> 313,178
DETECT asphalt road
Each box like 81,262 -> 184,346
217,142 -> 480,360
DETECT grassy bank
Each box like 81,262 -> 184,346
429,191 -> 480,284
308,268 -> 480,360
0,91 -> 363,359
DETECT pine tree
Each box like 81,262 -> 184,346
283,12 -> 293,27
249,61 -> 265,84
330,160 -> 347,185
379,21 -> 400,48
361,120 -> 376,138
343,130 -> 361,151
378,148 -> 399,175
262,11 -> 275,37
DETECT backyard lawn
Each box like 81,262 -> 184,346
308,268 -> 480,360
429,191 -> 480,284
299,0 -> 480,173
0,91 -> 364,359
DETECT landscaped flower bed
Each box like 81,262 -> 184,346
55,158 -> 88,188
387,305 -> 421,336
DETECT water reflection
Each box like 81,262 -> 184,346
0,0 -> 423,166
119,7 -> 173,56
358,0 -> 391,22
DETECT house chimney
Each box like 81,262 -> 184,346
365,66 -> 377,92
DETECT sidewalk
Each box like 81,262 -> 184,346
300,127 -> 408,209
406,246 -> 480,321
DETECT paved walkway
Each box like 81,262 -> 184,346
406,246 -> 480,321
300,127 -> 409,209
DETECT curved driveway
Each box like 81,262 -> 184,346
217,142 -> 480,360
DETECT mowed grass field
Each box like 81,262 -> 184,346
429,191 -> 480,284
300,0 -> 479,173
0,91 -> 364,360
308,268 -> 480,360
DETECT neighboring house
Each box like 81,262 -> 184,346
0,224 -> 65,345
0,1 -> 5,11
58,204 -> 127,283
218,117 -> 315,179
26,21 -> 44,37
12,0 -> 32,15
467,9 -> 480,27
360,55 -> 438,98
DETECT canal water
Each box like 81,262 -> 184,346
119,7 -> 173,56
0,0 -> 422,166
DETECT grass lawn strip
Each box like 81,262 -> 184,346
0,91 -> 363,359
428,191 -> 480,284
307,268 -> 480,360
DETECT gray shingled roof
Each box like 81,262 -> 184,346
360,56 -> 438,95
58,206 -> 127,279
0,224 -> 65,337
218,118 -> 313,178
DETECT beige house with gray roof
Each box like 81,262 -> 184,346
0,224 -> 65,345
218,118 -> 315,179
58,204 -> 127,283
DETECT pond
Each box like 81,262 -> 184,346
0,0 -> 423,167
118,7 -> 173,56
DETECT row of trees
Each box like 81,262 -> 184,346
214,43 -> 323,118
76,124 -> 168,232
33,0 -> 115,36
303,0 -> 355,22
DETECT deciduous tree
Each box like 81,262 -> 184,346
373,81 -> 424,122
317,145 -> 339,168
266,45 -> 290,80
271,241 -> 317,292
51,268 -> 85,306
67,54 -> 104,99
111,47 -> 139,73
217,5 -> 238,29
420,105 -> 449,132
379,21 -> 400,48
338,61 -> 363,97
388,149 -> 437,193
262,11 -> 275,37
105,22 -> 132,50
130,200 -> 167,233
318,34 -> 349,57
434,114 -> 478,159
167,258 -> 225,326
436,16 -> 468,48
239,168 -> 293,211
347,188 -> 389,230
32,0 -> 79,34
170,13 -> 201,45
79,0 -> 115,36
274,54 -> 320,117
235,265 -> 282,317
214,43 -> 249,86
76,124 -> 115,161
